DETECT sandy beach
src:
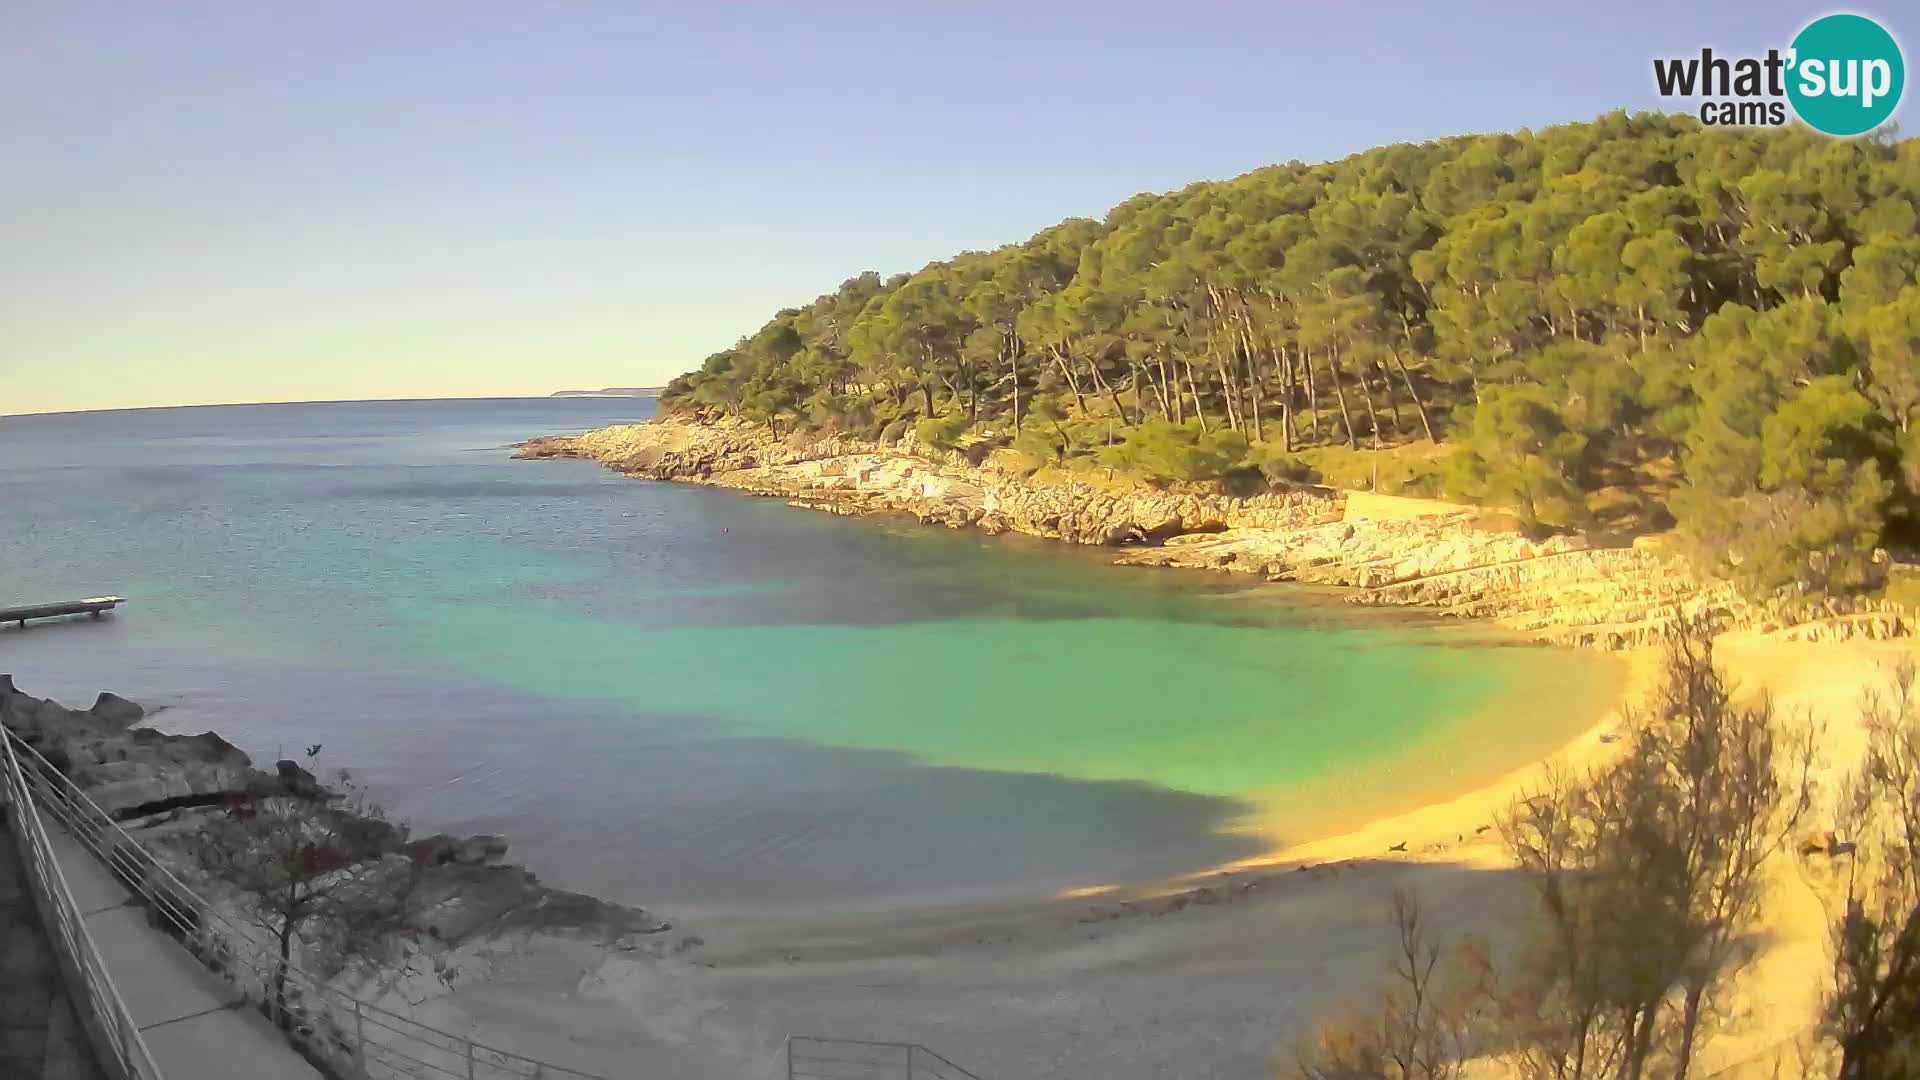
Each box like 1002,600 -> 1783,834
357,631 -> 1900,1080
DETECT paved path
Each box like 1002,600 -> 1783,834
46,827 -> 323,1080
0,816 -> 103,1080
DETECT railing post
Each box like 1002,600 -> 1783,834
467,1038 -> 477,1080
354,999 -> 367,1076
786,1037 -> 793,1080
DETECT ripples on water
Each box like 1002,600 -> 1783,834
0,399 -> 1615,915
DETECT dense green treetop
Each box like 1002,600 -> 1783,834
662,112 -> 1919,598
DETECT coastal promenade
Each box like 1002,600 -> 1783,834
0,815 -> 102,1080
44,829 -> 322,1080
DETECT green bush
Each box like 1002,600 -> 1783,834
878,417 -> 912,445
1253,448 -> 1322,487
914,414 -> 972,450
806,394 -> 873,435
1672,376 -> 1896,596
1445,385 -> 1591,528
1095,420 -> 1250,483
1011,426 -> 1068,469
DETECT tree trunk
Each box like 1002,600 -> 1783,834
1353,349 -> 1384,449
1244,334 -> 1263,444
1616,1013 -> 1640,1080
1185,359 -> 1210,433
921,381 -> 935,419
1303,347 -> 1321,442
275,916 -> 296,1029
1010,349 -> 1020,435
1374,358 -> 1403,436
1390,351 -> 1437,443
1276,344 -> 1295,452
1620,1002 -> 1658,1080
1090,362 -> 1129,425
1673,983 -> 1705,1080
1214,352 -> 1240,431
1573,1015 -> 1592,1080
1264,295 -> 1297,449
1227,331 -> 1248,434
1049,348 -> 1087,417
1327,346 -> 1357,448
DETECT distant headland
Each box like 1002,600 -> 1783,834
549,387 -> 660,398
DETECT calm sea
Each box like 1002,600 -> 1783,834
0,398 -> 1614,916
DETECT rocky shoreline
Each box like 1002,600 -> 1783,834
0,675 -> 691,1024
517,416 -> 1909,649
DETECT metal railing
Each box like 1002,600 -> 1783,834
787,1037 -> 983,1080
1,723 -> 165,1080
2,725 -> 611,1080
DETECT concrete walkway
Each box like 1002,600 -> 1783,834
0,817 -> 103,1080
45,827 -> 322,1080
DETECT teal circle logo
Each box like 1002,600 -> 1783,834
1788,14 -> 1905,136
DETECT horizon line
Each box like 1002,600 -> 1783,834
1,391 -> 660,421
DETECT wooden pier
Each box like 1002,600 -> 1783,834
1,596 -> 126,628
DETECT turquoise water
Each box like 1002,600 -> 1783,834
0,399 -> 1615,915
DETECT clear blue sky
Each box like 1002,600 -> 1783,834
1,1 -> 1901,414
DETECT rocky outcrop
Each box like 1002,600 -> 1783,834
0,679 -> 679,968
1,679 -> 690,1080
88,691 -> 143,727
406,832 -> 511,868
2,687 -> 252,817
1767,610 -> 1910,643
516,416 -> 1909,650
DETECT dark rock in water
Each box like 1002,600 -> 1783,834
405,833 -> 510,867
90,691 -> 145,727
452,834 -> 509,866
406,833 -> 462,866
0,673 -> 16,697
411,869 -> 529,939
